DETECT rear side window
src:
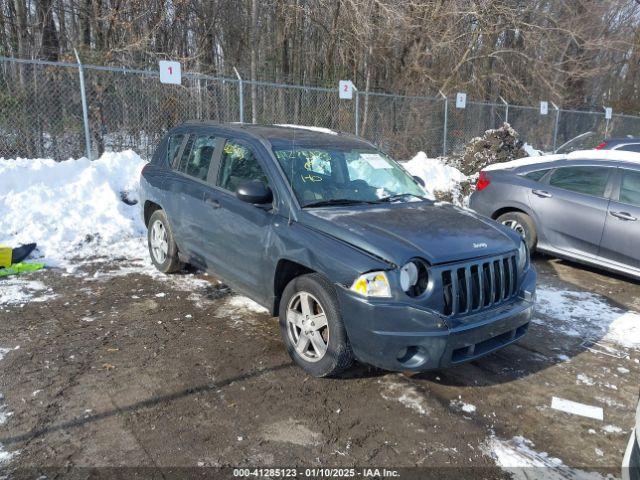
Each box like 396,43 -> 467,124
184,135 -> 216,181
616,144 -> 640,153
619,170 -> 640,206
549,166 -> 610,197
167,134 -> 185,166
218,140 -> 269,192
522,169 -> 549,182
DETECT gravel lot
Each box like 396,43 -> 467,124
0,254 -> 638,478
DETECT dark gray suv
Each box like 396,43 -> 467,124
140,123 -> 536,377
470,150 -> 640,279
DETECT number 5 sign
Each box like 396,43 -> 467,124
159,60 -> 182,85
339,80 -> 355,100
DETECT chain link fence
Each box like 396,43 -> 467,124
1,56 -> 640,161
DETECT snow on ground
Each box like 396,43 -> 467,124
402,151 -> 467,198
0,150 -> 147,268
483,435 -> 610,480
0,347 -> 18,464
535,284 -> 640,350
0,278 -> 56,307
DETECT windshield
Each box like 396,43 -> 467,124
272,146 -> 426,207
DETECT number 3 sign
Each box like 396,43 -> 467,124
159,61 -> 182,85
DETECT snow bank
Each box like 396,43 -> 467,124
403,152 -> 467,198
522,143 -> 543,156
0,150 -> 147,267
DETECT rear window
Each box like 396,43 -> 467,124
548,166 -> 610,197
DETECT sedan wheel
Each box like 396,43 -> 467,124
150,219 -> 169,264
286,291 -> 329,363
501,219 -> 527,239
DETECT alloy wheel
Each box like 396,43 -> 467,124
150,219 -> 169,264
286,291 -> 329,363
501,219 -> 527,239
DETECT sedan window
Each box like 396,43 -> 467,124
522,169 -> 549,182
619,170 -> 640,206
548,166 -> 610,197
218,140 -> 269,192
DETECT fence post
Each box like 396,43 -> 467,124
500,96 -> 509,124
74,49 -> 92,160
551,102 -> 560,152
439,90 -> 448,157
233,67 -> 244,123
354,85 -> 360,136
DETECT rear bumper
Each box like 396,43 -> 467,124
623,429 -> 640,480
337,268 -> 536,372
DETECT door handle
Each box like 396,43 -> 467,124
610,211 -> 637,221
532,189 -> 552,198
204,196 -> 220,209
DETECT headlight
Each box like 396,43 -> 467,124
400,262 -> 419,291
350,271 -> 391,298
517,240 -> 529,273
400,259 -> 430,297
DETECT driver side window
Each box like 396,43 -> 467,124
217,140 -> 269,192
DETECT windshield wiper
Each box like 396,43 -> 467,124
303,198 -> 377,208
374,193 -> 427,203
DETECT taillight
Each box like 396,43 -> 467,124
595,142 -> 607,150
476,171 -> 491,191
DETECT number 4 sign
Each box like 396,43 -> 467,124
159,60 -> 182,85
339,80 -> 354,100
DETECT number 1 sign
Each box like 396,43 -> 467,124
159,61 -> 182,85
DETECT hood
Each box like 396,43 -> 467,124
300,202 -> 519,266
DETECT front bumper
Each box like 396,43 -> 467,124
337,268 -> 536,372
623,428 -> 640,480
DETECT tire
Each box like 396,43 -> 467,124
497,211 -> 537,251
279,273 -> 354,377
147,209 -> 182,273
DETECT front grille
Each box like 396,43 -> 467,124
442,253 -> 518,316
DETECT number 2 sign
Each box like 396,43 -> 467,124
339,80 -> 354,100
159,61 -> 182,85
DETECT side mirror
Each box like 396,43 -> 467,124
236,180 -> 273,205
413,175 -> 425,187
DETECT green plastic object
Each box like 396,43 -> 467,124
0,262 -> 45,278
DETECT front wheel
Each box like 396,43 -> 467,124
497,211 -> 537,252
279,273 -> 354,377
147,209 -> 182,273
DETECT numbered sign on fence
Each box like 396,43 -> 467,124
456,92 -> 467,109
540,101 -> 548,115
159,61 -> 182,85
605,107 -> 613,120
339,80 -> 354,100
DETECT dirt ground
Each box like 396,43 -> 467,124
0,254 -> 638,479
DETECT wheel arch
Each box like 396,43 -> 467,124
491,206 -> 529,220
144,200 -> 163,227
272,259 -> 316,316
